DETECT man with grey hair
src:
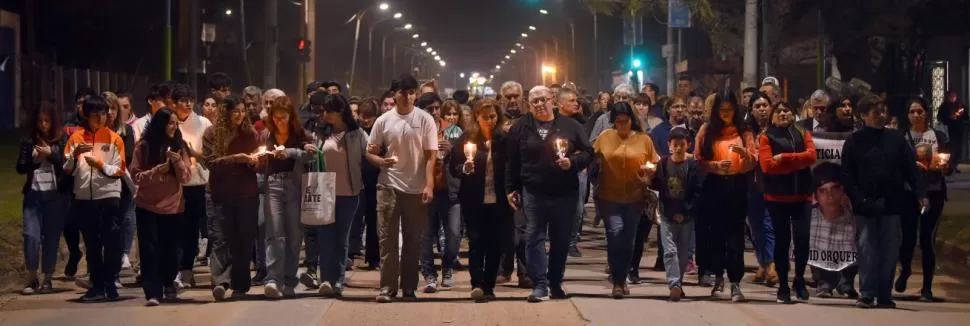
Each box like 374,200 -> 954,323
242,86 -> 262,124
557,88 -> 589,258
589,84 -> 635,142
497,81 -> 533,287
798,89 -> 831,131
760,81 -> 781,104
500,81 -> 527,132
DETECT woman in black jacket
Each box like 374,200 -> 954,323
16,100 -> 73,294
451,99 -> 510,302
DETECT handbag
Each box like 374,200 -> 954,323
300,149 -> 337,226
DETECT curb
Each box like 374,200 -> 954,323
935,238 -> 970,276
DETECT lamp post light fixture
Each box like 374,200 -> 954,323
439,61 -> 446,67
505,55 -> 511,59
379,3 -> 389,10
495,65 -> 501,69
412,33 -> 419,39
459,73 -> 465,78
529,26 -> 536,31
510,49 -> 517,54
432,51 -> 437,56
434,55 -> 440,61
426,47 -> 433,52
539,9 -> 548,15
521,33 -> 528,38
224,9 -> 233,16
420,42 -> 427,47
403,23 -> 412,29
393,12 -> 402,19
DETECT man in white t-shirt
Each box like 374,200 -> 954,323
131,83 -> 172,142
170,85 -> 214,289
366,74 -> 438,303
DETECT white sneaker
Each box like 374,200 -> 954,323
318,281 -> 335,297
264,282 -> 282,299
121,254 -> 132,270
115,278 -> 124,289
176,270 -> 195,289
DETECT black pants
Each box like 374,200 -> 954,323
179,186 -> 206,270
73,198 -> 122,292
499,210 -> 529,278
767,201 -> 811,287
209,198 -> 259,292
136,208 -> 181,300
63,198 -> 83,277
467,203 -> 512,291
899,191 -> 945,290
814,265 -> 858,291
630,213 -> 663,276
697,174 -> 748,283
948,128 -> 963,174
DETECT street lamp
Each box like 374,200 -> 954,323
403,23 -> 412,29
505,55 -> 510,59
459,73 -> 465,78
393,12 -> 402,19
539,9 -> 548,15
439,61 -> 446,67
495,65 -> 501,69
521,33 -> 528,38
379,3 -> 389,10
510,49 -> 517,54
349,2 -> 393,96
412,33 -> 419,38
529,26 -> 536,31
224,9 -> 233,16
434,55 -> 440,61
420,42 -> 427,47
426,47 -> 433,52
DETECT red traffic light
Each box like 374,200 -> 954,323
298,39 -> 306,51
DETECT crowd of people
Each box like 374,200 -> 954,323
16,70 -> 967,309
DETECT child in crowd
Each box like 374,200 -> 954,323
650,128 -> 704,301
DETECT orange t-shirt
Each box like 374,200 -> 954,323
594,129 -> 660,203
695,124 -> 756,175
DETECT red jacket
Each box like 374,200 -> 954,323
758,129 -> 816,202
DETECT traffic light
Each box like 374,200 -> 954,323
297,38 -> 312,62
632,58 -> 642,69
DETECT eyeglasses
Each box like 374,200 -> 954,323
530,97 -> 548,105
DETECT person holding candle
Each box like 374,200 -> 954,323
592,102 -> 660,298
936,90 -> 966,174
450,99 -> 510,302
694,92 -> 757,302
506,85 -> 592,302
758,101 -> 818,304
130,108 -> 192,306
367,74 -> 439,303
203,96 -> 262,301
896,97 -> 949,301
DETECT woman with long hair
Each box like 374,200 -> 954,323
694,92 -> 757,302
896,97 -> 949,301
593,102 -> 659,298
17,100 -> 72,295
450,99 -> 509,302
302,92 -> 366,297
744,92 -> 778,287
758,101 -> 817,304
130,108 -> 192,306
261,95 -> 311,299
103,91 -> 138,286
204,96 -> 262,301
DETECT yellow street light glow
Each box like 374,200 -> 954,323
426,47 -> 433,52
529,26 -> 536,31
393,12 -> 402,19
379,3 -> 389,10
510,49 -> 517,54
412,34 -> 419,39
521,33 -> 528,38
403,23 -> 412,29
539,9 -> 548,15
505,55 -> 511,59
420,42 -> 427,47
439,61 -> 446,67
542,65 -> 557,74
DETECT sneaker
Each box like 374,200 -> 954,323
252,269 -> 267,286
793,278 -> 810,301
611,285 -> 625,299
919,289 -> 936,302
121,254 -> 132,270
628,273 -> 642,285
401,289 -> 417,301
527,288 -> 550,303
75,277 -> 92,290
816,287 -> 834,298
164,286 -> 179,300
776,287 -> 793,304
441,274 -> 454,289
568,244 -> 582,258
423,277 -> 438,293
212,285 -> 227,301
730,283 -> 745,302
177,270 -> 195,289
710,278 -> 725,298
669,286 -> 684,302
264,282 -> 282,299
319,281 -> 336,297
145,298 -> 160,306
282,286 -> 296,298
894,270 -> 910,293
685,260 -> 698,275
300,271 -> 320,289
550,285 -> 567,299
376,287 -> 395,303
230,291 -> 247,300
79,289 -> 105,302
856,297 -> 876,309
837,286 -> 859,299
470,288 -> 487,302
877,298 -> 897,309
38,278 -> 54,294
765,263 -> 779,287
22,278 -> 39,295
105,286 -> 120,301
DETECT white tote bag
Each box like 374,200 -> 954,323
300,151 -> 336,225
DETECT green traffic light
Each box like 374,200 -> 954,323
632,59 -> 642,68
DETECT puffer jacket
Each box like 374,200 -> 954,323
63,127 -> 127,200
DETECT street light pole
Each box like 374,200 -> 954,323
349,10 -> 367,96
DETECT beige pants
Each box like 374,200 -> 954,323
377,185 -> 429,292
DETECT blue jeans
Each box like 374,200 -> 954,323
315,195 -> 360,287
601,200 -> 643,285
420,190 -> 461,279
661,217 -> 695,288
747,190 -> 774,267
523,188 -> 578,289
263,173 -> 304,287
857,215 -> 901,300
120,185 -> 136,254
254,175 -> 267,275
22,191 -> 69,274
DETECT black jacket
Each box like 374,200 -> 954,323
16,136 -> 72,194
650,156 -> 704,219
506,113 -> 592,196
762,126 -> 814,198
841,127 -> 924,217
450,129 -> 508,208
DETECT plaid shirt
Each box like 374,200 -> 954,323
808,204 -> 857,271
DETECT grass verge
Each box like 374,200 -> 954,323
0,130 -> 26,291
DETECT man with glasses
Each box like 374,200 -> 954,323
799,90 -> 831,132
589,84 -> 635,142
367,74 -> 439,303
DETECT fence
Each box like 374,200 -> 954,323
20,61 -> 152,125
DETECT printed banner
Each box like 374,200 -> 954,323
806,130 -> 856,271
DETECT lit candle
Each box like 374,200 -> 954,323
256,145 -> 267,155
643,161 -> 656,170
464,142 -> 477,163
936,153 -> 950,167
554,138 -> 568,159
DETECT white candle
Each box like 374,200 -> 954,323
554,138 -> 568,159
643,161 -> 656,170
464,142 -> 477,163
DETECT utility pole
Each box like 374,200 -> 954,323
264,0 -> 278,88
743,0 -> 759,89
665,17 -> 674,94
188,0 -> 200,95
164,0 -> 172,80
305,0 -> 317,97
593,12 -> 599,91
